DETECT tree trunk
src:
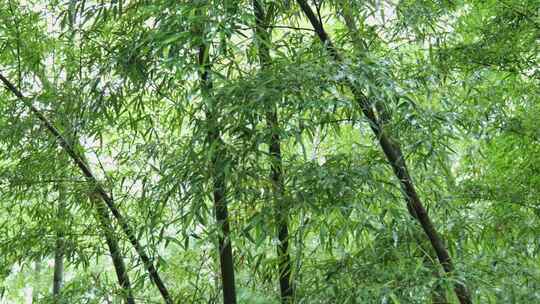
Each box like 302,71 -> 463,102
252,1 -> 294,302
52,236 -> 64,299
198,38 -> 237,304
91,196 -> 135,304
53,186 -> 65,301
294,1 -> 472,303
337,4 -> 450,304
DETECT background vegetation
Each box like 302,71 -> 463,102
0,0 -> 538,303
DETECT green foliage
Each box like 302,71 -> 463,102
0,0 -> 538,303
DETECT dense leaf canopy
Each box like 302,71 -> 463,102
0,0 -> 538,303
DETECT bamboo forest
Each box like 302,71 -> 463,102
0,0 -> 538,303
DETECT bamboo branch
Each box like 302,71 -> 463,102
294,1 -> 472,303
0,72 -> 173,304
253,1 -> 294,302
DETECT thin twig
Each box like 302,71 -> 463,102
237,24 -> 315,32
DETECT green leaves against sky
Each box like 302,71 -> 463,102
0,0 -> 538,303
